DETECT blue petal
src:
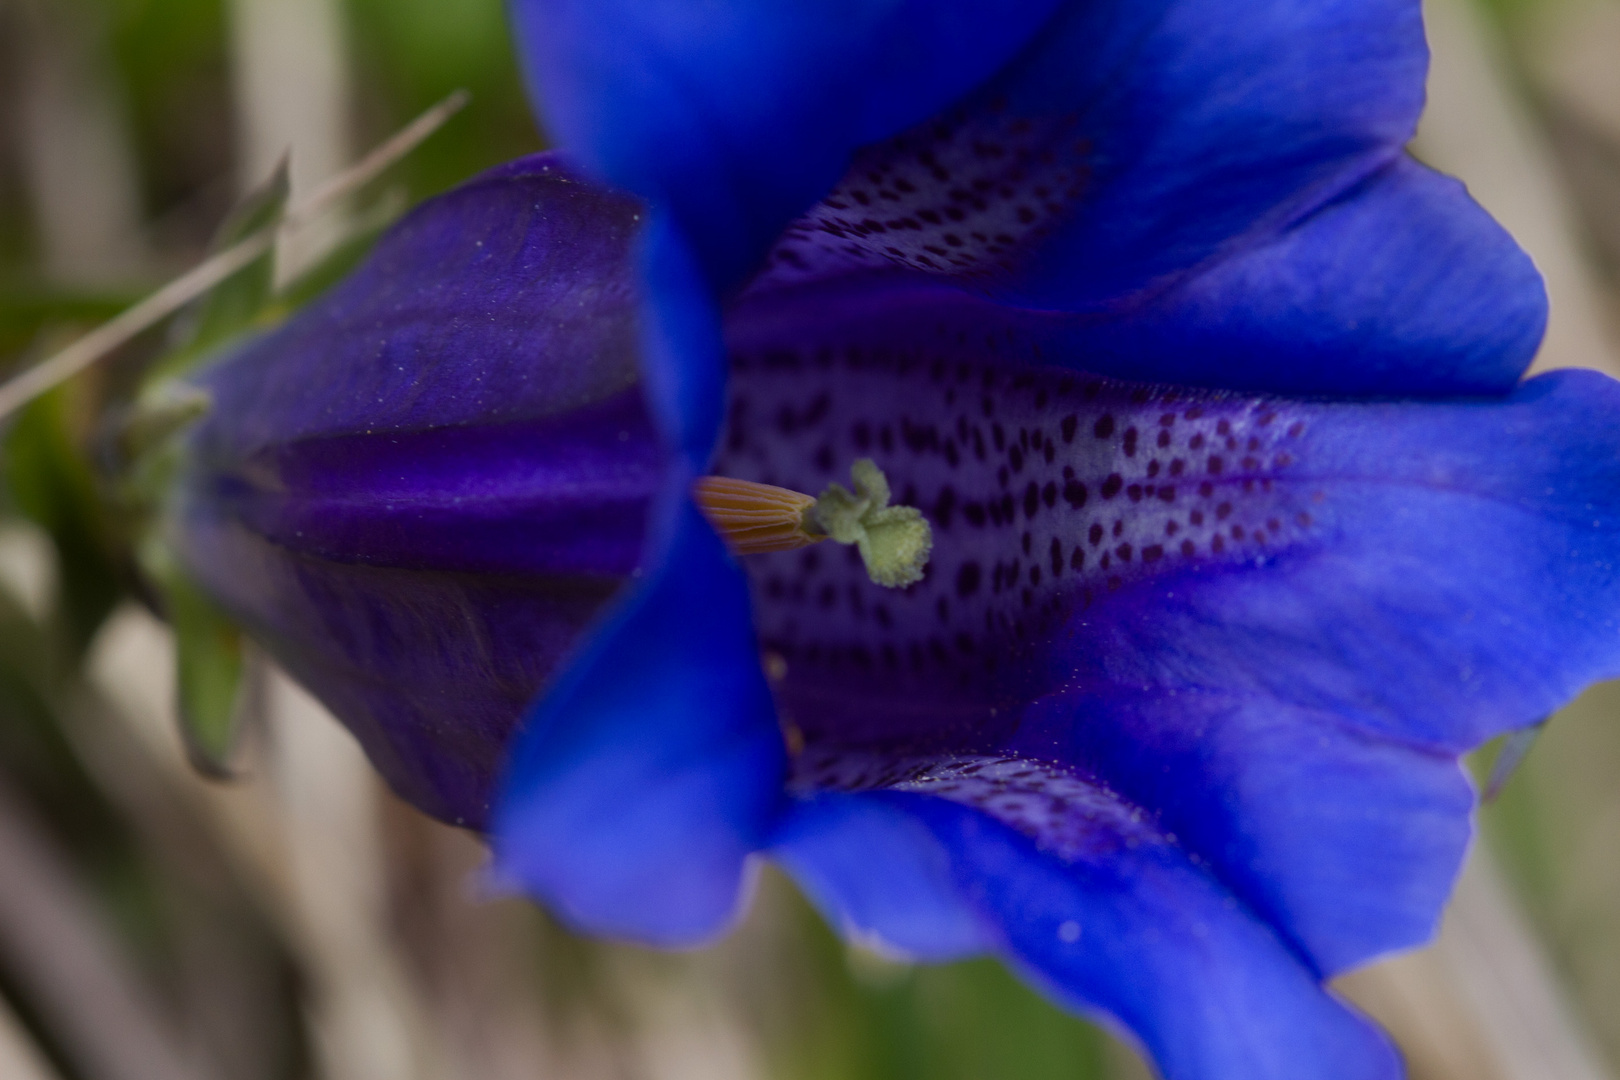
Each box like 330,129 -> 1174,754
195,155 -> 645,456
491,494 -> 786,945
720,349 -> 1620,976
922,799 -> 1402,1080
172,155 -> 660,828
1011,692 -> 1472,974
1048,156 -> 1547,396
773,765 -> 1401,1080
772,792 -> 994,960
636,212 -> 731,462
1056,368 -> 1620,754
994,0 -> 1429,303
508,0 -> 1062,290
732,0 -> 1542,395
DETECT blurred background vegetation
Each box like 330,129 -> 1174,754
0,0 -> 1618,1078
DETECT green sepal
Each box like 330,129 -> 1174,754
139,540 -> 249,779
147,159 -> 290,385
187,158 -> 289,347
0,287 -> 136,363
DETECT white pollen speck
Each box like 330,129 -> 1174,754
1058,920 -> 1081,943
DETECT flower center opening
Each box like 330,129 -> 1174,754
707,348 -> 1322,754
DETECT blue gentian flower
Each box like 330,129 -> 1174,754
163,1 -> 1620,1077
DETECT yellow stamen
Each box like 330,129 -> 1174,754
694,460 -> 934,588
691,475 -> 820,555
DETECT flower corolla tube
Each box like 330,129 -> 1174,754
162,0 -> 1620,1076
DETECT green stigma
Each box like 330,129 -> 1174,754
805,459 -> 934,588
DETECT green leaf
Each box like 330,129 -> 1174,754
141,543 -> 247,778
3,388 -> 125,659
0,287 -> 137,368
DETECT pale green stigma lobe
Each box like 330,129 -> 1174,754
693,460 -> 933,588
807,459 -> 933,589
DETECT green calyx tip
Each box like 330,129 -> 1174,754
806,458 -> 933,588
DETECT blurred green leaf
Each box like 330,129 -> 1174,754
151,554 -> 245,778
0,288 -> 138,368
345,0 -> 544,199
139,160 -> 290,390
96,0 -> 234,222
3,388 -> 125,659
181,158 -> 288,356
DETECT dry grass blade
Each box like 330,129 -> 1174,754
0,89 -> 471,423
286,89 -> 469,233
0,773 -> 216,1080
